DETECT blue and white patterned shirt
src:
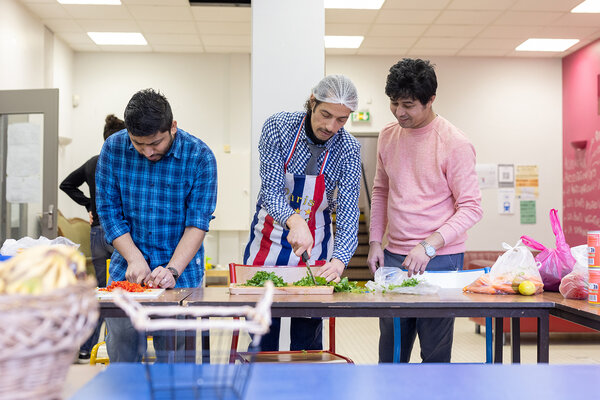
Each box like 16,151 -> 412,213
258,111 -> 361,266
96,128 -> 217,288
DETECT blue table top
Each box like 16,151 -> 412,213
71,362 -> 597,399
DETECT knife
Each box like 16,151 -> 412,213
301,251 -> 317,286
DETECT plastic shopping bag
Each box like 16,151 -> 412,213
559,245 -> 589,299
0,236 -> 79,256
463,240 -> 544,295
521,209 -> 576,292
365,267 -> 440,295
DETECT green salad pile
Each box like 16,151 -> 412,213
243,271 -> 287,287
243,271 -> 364,293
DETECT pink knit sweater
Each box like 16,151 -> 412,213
369,115 -> 483,255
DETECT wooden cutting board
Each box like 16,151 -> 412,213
96,288 -> 165,299
229,284 -> 333,295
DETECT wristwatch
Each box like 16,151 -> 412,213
167,266 -> 180,282
419,241 -> 436,259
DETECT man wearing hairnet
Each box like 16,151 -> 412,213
244,75 -> 361,351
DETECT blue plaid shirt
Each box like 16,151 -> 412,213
258,111 -> 361,266
96,128 -> 217,288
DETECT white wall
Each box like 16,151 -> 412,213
327,55 -> 563,250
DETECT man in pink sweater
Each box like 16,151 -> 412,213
367,58 -> 483,363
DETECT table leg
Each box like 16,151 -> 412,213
537,314 -> 550,363
510,318 -> 520,364
494,318 -> 503,363
202,318 -> 210,364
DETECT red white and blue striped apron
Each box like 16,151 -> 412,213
244,116 -> 333,266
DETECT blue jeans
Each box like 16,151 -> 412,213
79,225 -> 114,355
378,250 -> 464,363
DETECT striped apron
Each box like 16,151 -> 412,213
244,116 -> 333,266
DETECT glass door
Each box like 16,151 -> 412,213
0,89 -> 59,243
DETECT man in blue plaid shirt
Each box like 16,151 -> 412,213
96,88 -> 217,362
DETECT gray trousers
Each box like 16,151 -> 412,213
379,249 -> 464,363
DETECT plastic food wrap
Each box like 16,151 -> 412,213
559,245 -> 588,299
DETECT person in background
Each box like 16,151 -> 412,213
59,113 -> 125,363
367,58 -> 483,363
244,75 -> 361,351
96,89 -> 217,362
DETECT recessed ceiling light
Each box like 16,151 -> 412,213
324,0 -> 384,9
87,32 -> 147,45
515,38 -> 579,52
58,0 -> 121,4
325,36 -> 364,48
571,0 -> 600,13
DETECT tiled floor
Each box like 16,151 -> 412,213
330,317 -> 600,364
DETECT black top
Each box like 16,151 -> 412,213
59,155 -> 100,226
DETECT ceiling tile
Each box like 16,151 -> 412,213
423,24 -> 484,37
196,21 -> 250,35
406,48 -> 459,56
510,0 -> 582,12
138,20 -> 197,34
478,25 -> 539,38
150,45 -> 204,53
98,44 -> 151,52
201,35 -> 250,47
412,37 -> 471,49
368,24 -> 428,37
191,6 -> 250,22
77,19 -> 139,32
375,9 -> 440,24
56,32 -> 95,44
463,38 -> 522,50
326,9 -> 378,24
42,19 -> 82,33
495,11 -> 563,26
534,25 -> 598,39
62,5 -> 133,19
382,0 -> 450,9
203,46 -> 250,54
122,0 -> 189,5
325,23 -> 371,36
145,33 -> 201,45
361,36 -> 417,48
447,0 -> 514,10
356,47 -> 407,55
552,13 -> 600,27
70,44 -> 101,52
436,10 -> 501,25
127,5 -> 192,20
325,48 -> 359,56
19,0 -> 57,3
457,48 -> 511,56
24,3 -> 70,19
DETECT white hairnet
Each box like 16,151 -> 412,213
312,74 -> 359,111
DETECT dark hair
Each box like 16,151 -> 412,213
124,89 -> 173,136
103,114 -> 126,140
385,58 -> 437,105
303,96 -> 322,114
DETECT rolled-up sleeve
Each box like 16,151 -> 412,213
331,144 -> 361,266
95,140 -> 130,244
185,146 -> 218,232
258,116 -> 296,226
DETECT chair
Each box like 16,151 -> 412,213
229,263 -> 353,363
392,267 -> 493,363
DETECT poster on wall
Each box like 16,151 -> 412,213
520,200 -> 536,224
6,123 -> 41,204
498,188 -> 515,214
497,164 -> 514,188
476,164 -> 497,189
515,165 -> 539,199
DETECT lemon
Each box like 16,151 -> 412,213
518,280 -> 536,296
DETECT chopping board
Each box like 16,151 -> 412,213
229,284 -> 334,295
96,288 -> 165,299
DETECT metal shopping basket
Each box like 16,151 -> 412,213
111,282 -> 273,400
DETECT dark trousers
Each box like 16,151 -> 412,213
260,317 -> 323,351
80,224 -> 114,354
379,250 -> 464,363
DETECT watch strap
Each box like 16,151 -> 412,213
166,266 -> 180,281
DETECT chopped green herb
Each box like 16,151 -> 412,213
243,271 -> 287,287
293,273 -> 365,293
388,277 -> 421,290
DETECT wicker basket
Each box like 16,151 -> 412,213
0,281 -> 99,400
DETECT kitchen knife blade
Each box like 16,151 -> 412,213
301,251 -> 317,286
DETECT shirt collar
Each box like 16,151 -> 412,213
127,128 -> 183,160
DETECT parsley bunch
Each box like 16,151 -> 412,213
244,271 -> 287,287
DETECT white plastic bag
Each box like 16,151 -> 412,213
366,267 -> 440,295
559,245 -> 588,299
0,236 -> 79,256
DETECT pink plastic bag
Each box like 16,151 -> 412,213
520,209 -> 576,292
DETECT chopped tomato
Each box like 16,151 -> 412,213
99,281 -> 146,292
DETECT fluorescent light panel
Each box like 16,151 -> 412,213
325,35 -> 364,48
87,32 -> 147,45
58,0 -> 121,4
571,0 -> 600,13
324,0 -> 384,9
516,38 -> 579,52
